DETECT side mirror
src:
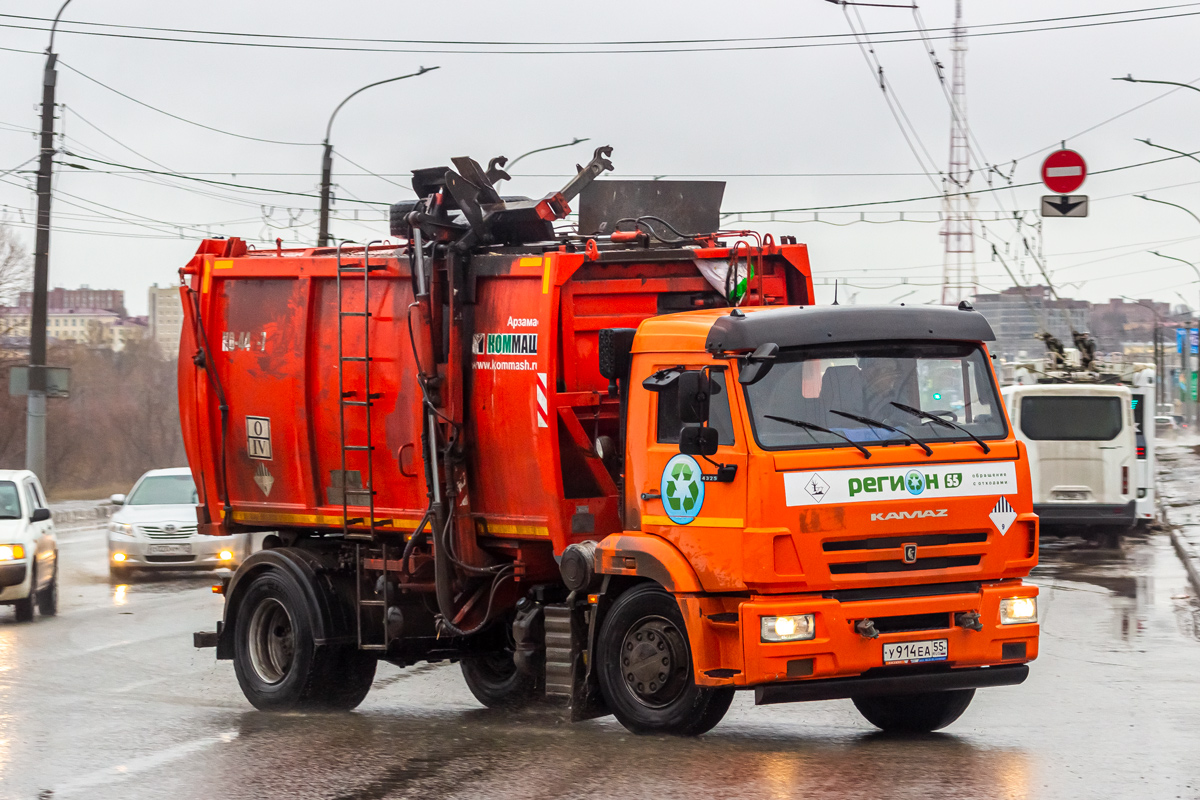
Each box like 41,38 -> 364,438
30,508 -> 51,523
109,493 -> 126,506
738,342 -> 779,386
679,426 -> 719,456
677,370 -> 711,424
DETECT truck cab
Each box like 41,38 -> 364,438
586,304 -> 1038,732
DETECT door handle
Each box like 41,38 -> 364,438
398,443 -> 417,477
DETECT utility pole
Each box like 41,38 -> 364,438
317,67 -> 438,247
940,0 -> 976,305
26,0 -> 73,481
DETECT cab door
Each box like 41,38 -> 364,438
637,365 -> 749,592
23,479 -> 54,589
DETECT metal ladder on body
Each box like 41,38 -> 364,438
336,241 -> 389,651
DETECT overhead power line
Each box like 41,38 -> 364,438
2,5 -> 1197,48
57,61 -> 317,147
58,151 -> 390,204
1,6 -> 1198,54
722,148 -> 1200,216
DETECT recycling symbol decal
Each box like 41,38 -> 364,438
661,453 -> 705,525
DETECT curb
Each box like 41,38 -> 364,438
1168,527 -> 1200,596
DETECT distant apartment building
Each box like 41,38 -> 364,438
0,285 -> 147,353
148,283 -> 184,358
972,285 -> 1091,361
19,286 -> 125,316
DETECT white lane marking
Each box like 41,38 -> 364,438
48,730 -> 239,797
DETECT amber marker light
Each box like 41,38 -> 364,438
218,549 -> 234,561
112,552 -> 127,562
0,545 -> 25,561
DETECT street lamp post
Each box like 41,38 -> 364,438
1122,296 -> 1169,408
26,0 -> 73,481
318,67 -> 438,247
1151,250 -> 1200,425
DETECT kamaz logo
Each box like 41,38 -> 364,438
870,509 -> 948,521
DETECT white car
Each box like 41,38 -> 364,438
0,469 -> 58,621
107,467 -> 246,579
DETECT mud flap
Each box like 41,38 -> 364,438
544,602 -> 609,721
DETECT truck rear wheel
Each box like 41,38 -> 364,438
461,651 -> 538,709
232,568 -> 376,711
597,585 -> 734,735
852,689 -> 975,733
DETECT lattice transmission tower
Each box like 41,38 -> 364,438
940,0 -> 976,305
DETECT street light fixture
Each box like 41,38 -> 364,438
318,66 -> 439,246
506,138 -> 590,169
1135,194 -> 1200,228
1113,74 -> 1200,94
1135,137 -> 1200,169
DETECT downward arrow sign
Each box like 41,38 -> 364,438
1048,196 -> 1083,215
1042,194 -> 1088,217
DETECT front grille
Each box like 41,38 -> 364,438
824,532 -> 988,552
140,524 -> 197,540
825,581 -> 981,602
871,612 -> 952,634
144,555 -> 196,563
829,555 -> 981,575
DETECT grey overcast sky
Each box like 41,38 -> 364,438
2,1 -> 1200,315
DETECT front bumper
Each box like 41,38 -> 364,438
0,562 -> 28,588
1034,501 -> 1136,527
108,534 -> 246,570
682,580 -> 1038,697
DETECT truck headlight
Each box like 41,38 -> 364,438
109,522 -> 134,536
761,614 -> 816,642
0,544 -> 26,561
1000,597 -> 1037,625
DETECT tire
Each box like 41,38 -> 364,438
36,559 -> 57,616
597,584 -> 734,735
461,651 -> 538,709
852,689 -> 975,733
14,563 -> 34,623
232,567 -> 376,712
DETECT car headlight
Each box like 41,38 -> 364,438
761,614 -> 816,642
218,549 -> 233,561
1000,597 -> 1037,625
108,522 -> 134,536
0,544 -> 26,561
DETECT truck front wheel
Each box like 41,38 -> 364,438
852,689 -> 975,733
597,585 -> 734,735
232,568 -> 376,711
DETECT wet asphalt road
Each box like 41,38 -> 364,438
5,493 -> 1200,799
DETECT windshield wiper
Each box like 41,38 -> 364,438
764,415 -> 871,459
889,401 -> 991,454
829,410 -> 933,456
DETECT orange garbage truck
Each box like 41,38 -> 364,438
185,148 -> 1039,734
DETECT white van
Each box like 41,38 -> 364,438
1002,384 -> 1137,529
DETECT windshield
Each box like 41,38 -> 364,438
0,482 -> 20,519
744,341 -> 1006,450
127,474 -> 198,506
1020,396 -> 1123,441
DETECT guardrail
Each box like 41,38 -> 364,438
50,503 -> 117,528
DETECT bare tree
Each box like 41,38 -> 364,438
0,224 -> 31,307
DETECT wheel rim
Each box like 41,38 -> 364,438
246,597 -> 294,684
619,614 -> 690,708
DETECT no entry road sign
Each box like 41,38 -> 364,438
1042,149 -> 1087,194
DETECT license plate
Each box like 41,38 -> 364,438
1053,490 -> 1088,501
882,639 -> 948,665
147,544 -> 192,555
